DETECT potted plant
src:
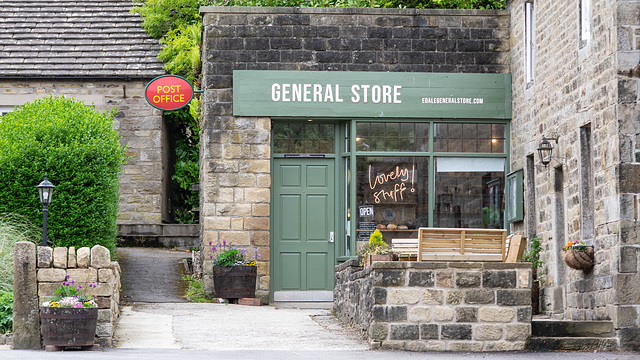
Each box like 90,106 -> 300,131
562,239 -> 594,270
358,229 -> 394,267
40,275 -> 98,349
209,241 -> 259,300
522,236 -> 543,315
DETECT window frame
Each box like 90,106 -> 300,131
506,168 -> 524,223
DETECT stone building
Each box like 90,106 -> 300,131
0,0 -> 198,246
508,0 -> 640,350
200,4 -> 640,350
200,6 -> 512,302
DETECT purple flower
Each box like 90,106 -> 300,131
66,274 -> 70,279
76,285 -> 82,290
210,254 -> 213,259
209,241 -> 212,246
223,240 -> 226,246
70,279 -> 75,284
75,302 -> 83,308
212,246 -> 216,252
62,281 -> 69,286
257,254 -> 261,258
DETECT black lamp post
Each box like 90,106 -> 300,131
37,174 -> 55,246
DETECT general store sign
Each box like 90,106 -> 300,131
145,75 -> 194,111
233,71 -> 512,119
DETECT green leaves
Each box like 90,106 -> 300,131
0,290 -> 12,335
131,0 -> 207,39
0,96 -> 126,253
159,23 -> 202,84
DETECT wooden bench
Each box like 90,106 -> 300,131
391,238 -> 418,261
417,227 -> 507,262
392,229 -> 525,263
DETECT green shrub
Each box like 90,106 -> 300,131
159,23 -> 202,84
0,96 -> 127,254
0,290 -> 12,335
0,214 -> 39,292
131,0 -> 208,39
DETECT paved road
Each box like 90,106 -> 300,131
117,247 -> 191,303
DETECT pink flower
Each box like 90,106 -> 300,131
75,302 -> 83,308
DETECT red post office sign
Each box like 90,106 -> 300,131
145,75 -> 194,111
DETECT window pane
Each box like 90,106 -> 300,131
272,122 -> 335,154
355,157 -> 429,245
356,122 -> 429,152
434,123 -> 505,153
434,157 -> 505,229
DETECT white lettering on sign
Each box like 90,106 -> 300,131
421,97 -> 484,104
271,83 -> 402,104
272,83 -> 343,103
359,205 -> 374,217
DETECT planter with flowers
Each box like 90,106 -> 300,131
210,240 -> 260,300
358,229 -> 395,268
40,275 -> 98,348
562,240 -> 594,270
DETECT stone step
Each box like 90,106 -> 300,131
527,336 -> 618,351
531,319 -> 615,338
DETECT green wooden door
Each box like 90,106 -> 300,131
272,158 -> 335,294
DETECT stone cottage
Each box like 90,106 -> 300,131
0,0 -> 197,246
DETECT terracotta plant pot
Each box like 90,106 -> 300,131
562,246 -> 594,270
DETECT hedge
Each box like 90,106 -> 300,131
0,96 -> 127,253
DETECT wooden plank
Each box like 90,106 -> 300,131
505,234 -> 526,263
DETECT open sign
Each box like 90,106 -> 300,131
145,75 -> 194,111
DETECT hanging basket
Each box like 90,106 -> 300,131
562,246 -> 594,270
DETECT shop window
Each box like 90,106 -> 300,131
506,169 -> 524,223
433,123 -> 505,153
355,156 -> 428,244
434,157 -> 505,228
356,122 -> 429,152
273,122 -> 335,154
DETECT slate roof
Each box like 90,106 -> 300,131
0,0 -> 165,79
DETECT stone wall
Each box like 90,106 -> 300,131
0,80 -> 166,225
12,242 -> 121,349
334,260 -> 532,352
508,0 -> 640,350
200,6 -> 510,301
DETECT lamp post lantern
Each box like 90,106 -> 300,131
37,174 -> 55,246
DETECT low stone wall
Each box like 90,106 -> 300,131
334,260 -> 533,352
12,242 -> 121,349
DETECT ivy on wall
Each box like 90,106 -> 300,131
132,0 -> 204,224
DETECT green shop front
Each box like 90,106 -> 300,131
233,70 -> 513,302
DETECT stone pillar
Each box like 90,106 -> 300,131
12,241 -> 40,349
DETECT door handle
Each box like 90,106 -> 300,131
329,232 -> 335,243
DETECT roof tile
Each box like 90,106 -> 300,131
0,0 -> 165,78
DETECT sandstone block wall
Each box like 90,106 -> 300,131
0,80 -> 166,224
200,6 -> 510,301
12,242 -> 121,349
334,260 -> 532,352
508,0 -> 640,350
